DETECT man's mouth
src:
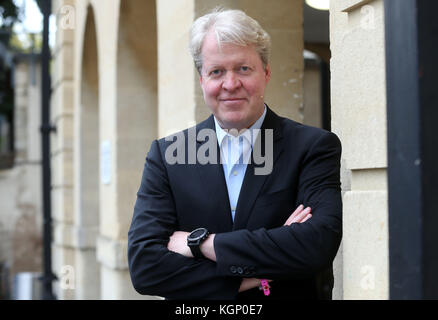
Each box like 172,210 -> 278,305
220,98 -> 246,101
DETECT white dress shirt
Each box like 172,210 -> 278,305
214,106 -> 267,222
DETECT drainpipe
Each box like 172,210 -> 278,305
40,0 -> 57,300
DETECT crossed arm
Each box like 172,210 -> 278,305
167,204 -> 312,292
128,131 -> 342,299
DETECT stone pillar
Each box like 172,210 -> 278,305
330,0 -> 388,299
91,0 -> 157,299
51,0 -> 76,300
72,0 -> 100,299
157,0 -> 197,137
0,59 -> 43,286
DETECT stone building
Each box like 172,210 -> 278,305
5,0 -> 434,300
0,52 -> 43,298
48,0 -> 390,300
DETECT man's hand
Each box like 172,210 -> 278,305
168,204 -> 312,293
238,204 -> 312,293
168,205 -> 311,257
239,278 -> 262,292
284,204 -> 312,226
167,231 -> 217,261
167,231 -> 192,257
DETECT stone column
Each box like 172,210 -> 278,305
330,0 -> 388,299
3,59 -> 43,287
51,0 -> 76,300
157,0 -> 197,137
72,0 -> 100,299
92,0 -> 158,299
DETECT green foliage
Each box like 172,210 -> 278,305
9,31 -> 42,52
0,0 -> 20,28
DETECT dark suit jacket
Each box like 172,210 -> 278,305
128,106 -> 342,300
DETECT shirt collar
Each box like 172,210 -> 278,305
214,105 -> 267,147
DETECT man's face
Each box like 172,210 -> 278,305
199,31 -> 271,131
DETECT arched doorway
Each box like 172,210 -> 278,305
74,4 -> 100,299
96,0 -> 158,299
115,0 -> 157,238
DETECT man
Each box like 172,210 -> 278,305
128,8 -> 342,300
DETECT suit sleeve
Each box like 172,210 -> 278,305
214,131 -> 342,280
128,139 -> 241,299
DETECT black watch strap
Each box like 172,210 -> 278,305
187,228 -> 209,259
189,245 -> 204,259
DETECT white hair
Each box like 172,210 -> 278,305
189,8 -> 271,74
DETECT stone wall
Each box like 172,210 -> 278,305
47,0 -> 390,300
330,0 -> 388,299
0,58 -> 42,297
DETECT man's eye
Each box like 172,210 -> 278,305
210,69 -> 222,76
240,66 -> 250,72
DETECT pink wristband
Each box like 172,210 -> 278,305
259,279 -> 270,296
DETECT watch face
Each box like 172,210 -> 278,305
189,228 -> 207,241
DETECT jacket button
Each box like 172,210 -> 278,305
237,267 -> 243,274
230,266 -> 237,274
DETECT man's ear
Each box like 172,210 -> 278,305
199,68 -> 205,86
264,64 -> 271,83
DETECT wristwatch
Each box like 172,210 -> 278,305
187,228 -> 209,259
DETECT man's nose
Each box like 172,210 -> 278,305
222,72 -> 242,91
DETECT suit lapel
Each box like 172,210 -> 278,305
193,107 -> 284,232
233,107 -> 284,230
195,115 -> 234,232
